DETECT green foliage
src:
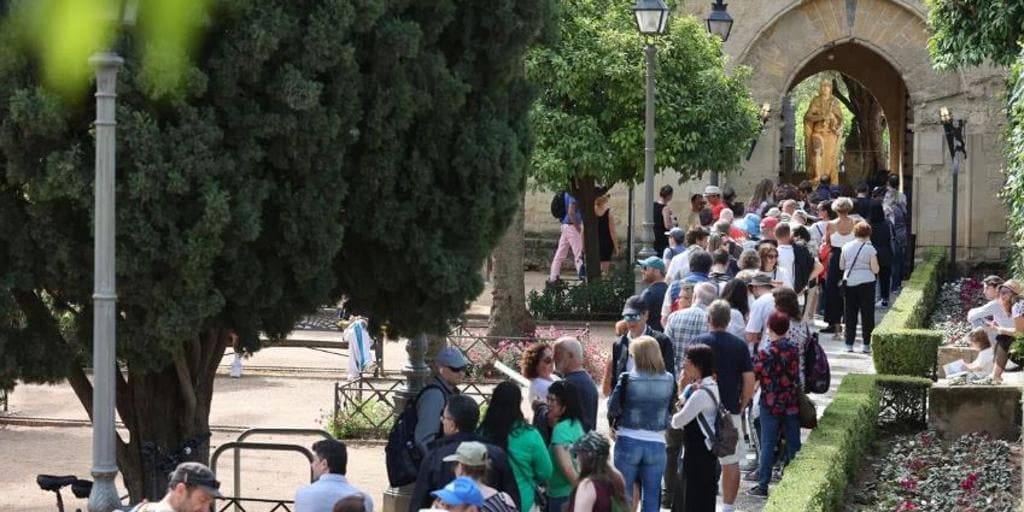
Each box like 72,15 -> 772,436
764,375 -> 932,512
526,0 -> 760,190
926,0 -> 1024,69
0,0 -> 555,495
872,248 -> 946,377
527,264 -> 633,320
326,399 -> 395,440
1005,53 -> 1024,276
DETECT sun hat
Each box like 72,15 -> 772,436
1000,279 -> 1023,297
442,442 -> 489,467
704,185 -> 722,196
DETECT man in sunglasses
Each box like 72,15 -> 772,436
131,462 -> 223,512
414,346 -> 470,459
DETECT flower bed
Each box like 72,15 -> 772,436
929,277 -> 986,347
844,430 -> 1021,511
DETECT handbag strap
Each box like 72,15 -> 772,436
694,386 -> 719,440
843,242 -> 868,282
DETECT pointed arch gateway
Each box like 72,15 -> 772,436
709,0 -> 1008,258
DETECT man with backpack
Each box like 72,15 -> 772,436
385,346 -> 469,489
408,395 -> 521,512
690,300 -> 754,512
548,190 -> 584,282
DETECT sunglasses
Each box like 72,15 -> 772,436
446,366 -> 466,373
623,313 -> 641,321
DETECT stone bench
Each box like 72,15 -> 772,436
928,381 -> 1022,441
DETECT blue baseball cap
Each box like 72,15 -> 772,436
431,476 -> 484,507
435,347 -> 469,369
637,256 -> 666,273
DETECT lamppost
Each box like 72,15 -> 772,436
705,0 -> 733,186
89,2 -> 136,511
633,0 -> 669,272
940,107 -> 966,274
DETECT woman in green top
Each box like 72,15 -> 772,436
479,381 -> 553,512
545,380 -> 585,512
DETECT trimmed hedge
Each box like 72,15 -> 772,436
871,247 -> 947,377
764,374 -> 933,512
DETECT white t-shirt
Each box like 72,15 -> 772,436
840,240 -> 877,287
727,309 -> 747,340
666,247 -> 693,282
972,347 -> 994,377
529,377 -> 554,403
776,244 -> 796,289
745,293 -> 776,340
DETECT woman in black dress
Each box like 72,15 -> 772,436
653,185 -> 674,257
595,194 -> 620,272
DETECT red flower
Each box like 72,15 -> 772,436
900,478 -> 917,491
907,458 -> 926,471
960,473 -> 978,491
896,500 -> 917,511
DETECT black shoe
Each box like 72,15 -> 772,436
746,485 -> 768,498
819,325 -> 837,334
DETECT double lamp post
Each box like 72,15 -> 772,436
633,0 -> 732,277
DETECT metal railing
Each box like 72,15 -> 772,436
331,327 -> 591,439
210,437 -> 318,512
1,387 -> 8,412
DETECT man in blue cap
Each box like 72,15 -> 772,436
414,346 -> 470,459
430,476 -> 484,511
637,256 -> 667,332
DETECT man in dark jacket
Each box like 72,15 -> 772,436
409,395 -> 520,512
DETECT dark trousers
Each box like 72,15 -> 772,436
663,428 -> 684,506
844,282 -> 876,347
892,245 -> 906,289
877,264 -> 892,303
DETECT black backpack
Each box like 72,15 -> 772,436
550,191 -> 567,220
385,383 -> 449,487
792,244 -> 814,294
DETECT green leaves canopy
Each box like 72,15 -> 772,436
527,0 -> 761,189
927,0 -> 1024,273
0,0 -> 551,379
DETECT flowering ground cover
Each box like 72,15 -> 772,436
844,430 -> 1021,511
930,277 -> 986,347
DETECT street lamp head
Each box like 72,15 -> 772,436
939,107 -> 952,125
633,0 -> 670,36
706,0 -> 733,42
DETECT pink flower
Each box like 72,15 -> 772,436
900,478 -> 917,491
960,473 -> 978,491
896,500 -> 917,511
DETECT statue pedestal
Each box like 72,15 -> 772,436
382,484 -> 415,512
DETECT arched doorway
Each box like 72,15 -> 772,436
681,0 -> 1008,258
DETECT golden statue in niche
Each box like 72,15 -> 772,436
803,79 -> 844,182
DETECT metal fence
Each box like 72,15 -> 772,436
1,388 -> 7,412
331,326 -> 591,439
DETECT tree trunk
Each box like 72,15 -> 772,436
65,329 -> 228,502
572,176 -> 602,282
488,194 -> 536,338
835,77 -> 886,183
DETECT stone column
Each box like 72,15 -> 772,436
382,333 -> 433,512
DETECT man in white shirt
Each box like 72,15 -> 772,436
295,439 -> 374,512
666,227 -> 710,282
744,274 -> 777,348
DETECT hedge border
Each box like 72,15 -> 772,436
763,374 -> 933,512
871,247 -> 947,377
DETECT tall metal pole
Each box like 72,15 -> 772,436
382,333 -> 432,512
638,41 -> 657,263
635,42 -> 658,294
88,52 -> 124,512
950,151 -> 959,273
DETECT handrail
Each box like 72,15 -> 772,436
210,441 -> 316,512
229,429 -> 333,512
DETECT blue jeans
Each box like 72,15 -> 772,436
757,406 -> 801,492
613,435 -> 667,512
546,495 -> 567,512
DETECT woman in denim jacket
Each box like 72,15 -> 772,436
607,336 -> 676,512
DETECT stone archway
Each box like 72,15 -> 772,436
680,0 -> 1009,259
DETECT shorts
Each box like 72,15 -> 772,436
718,413 -> 747,466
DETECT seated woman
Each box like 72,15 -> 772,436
987,280 -> 1024,384
967,275 -> 1005,341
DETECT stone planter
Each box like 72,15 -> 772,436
928,381 -> 1022,441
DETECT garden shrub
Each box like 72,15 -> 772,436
872,248 -> 947,377
764,374 -> 932,512
326,399 -> 395,439
527,264 -> 633,320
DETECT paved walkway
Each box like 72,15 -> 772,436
0,272 -> 882,512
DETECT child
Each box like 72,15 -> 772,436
945,327 -> 994,380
